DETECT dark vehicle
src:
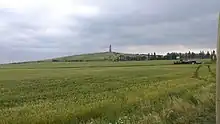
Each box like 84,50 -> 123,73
174,59 -> 202,64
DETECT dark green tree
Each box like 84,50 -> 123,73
153,52 -> 156,60
191,52 -> 196,59
206,51 -> 211,59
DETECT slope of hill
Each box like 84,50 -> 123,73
7,52 -> 145,64
50,52 -> 135,62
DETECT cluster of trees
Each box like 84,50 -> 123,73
111,50 -> 217,61
164,50 -> 217,60
117,54 -> 147,61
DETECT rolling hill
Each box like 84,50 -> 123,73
55,52 -> 116,61
49,52 -> 137,62
8,52 -> 147,64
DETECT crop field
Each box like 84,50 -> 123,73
0,60 -> 216,124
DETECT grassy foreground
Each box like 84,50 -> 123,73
0,61 -> 216,124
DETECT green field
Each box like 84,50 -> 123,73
0,60 -> 216,124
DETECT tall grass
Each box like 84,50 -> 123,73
0,62 -> 216,124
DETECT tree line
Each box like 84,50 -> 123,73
110,50 -> 217,61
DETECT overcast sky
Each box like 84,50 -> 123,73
0,0 -> 220,63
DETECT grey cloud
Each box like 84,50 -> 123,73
0,0 -> 220,63
75,0 -> 220,48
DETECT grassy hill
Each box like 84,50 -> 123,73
7,52 -> 123,64
55,52 -> 115,61
50,52 -> 136,62
7,52 -> 150,64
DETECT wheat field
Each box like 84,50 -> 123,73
0,61 -> 216,124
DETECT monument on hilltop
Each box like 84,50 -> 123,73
109,44 -> 112,53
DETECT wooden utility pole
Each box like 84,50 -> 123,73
217,12 -> 220,124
